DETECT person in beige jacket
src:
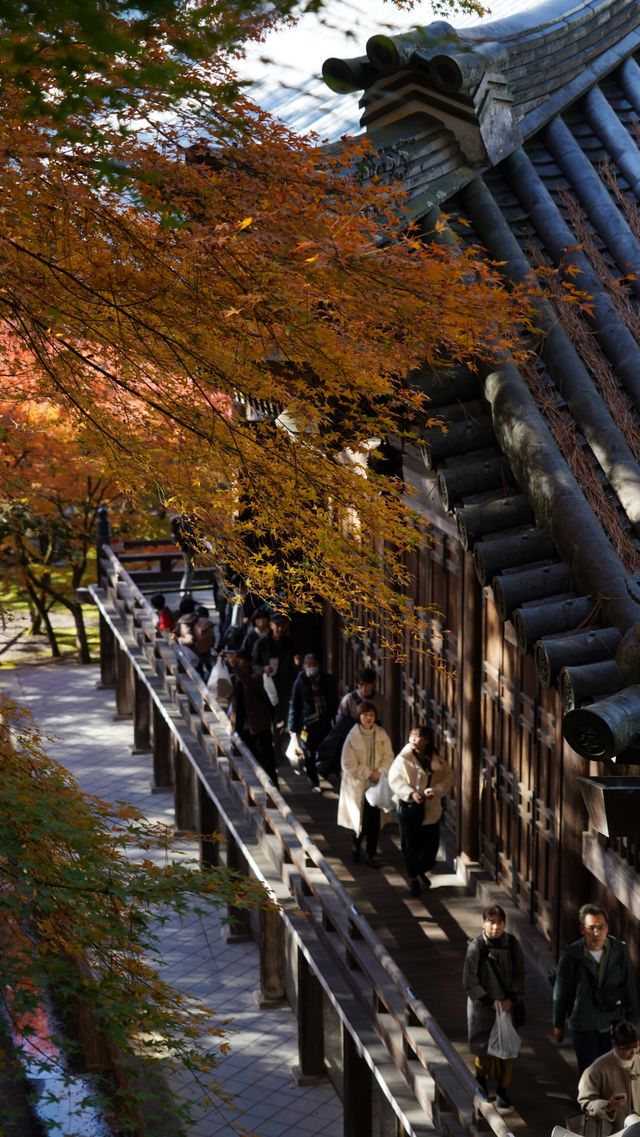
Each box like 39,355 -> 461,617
388,725 -> 453,896
337,702 -> 394,869
578,1021 -> 640,1133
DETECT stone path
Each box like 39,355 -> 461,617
2,663 -> 342,1137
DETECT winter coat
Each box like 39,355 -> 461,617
388,744 -> 453,825
336,689 -> 384,726
337,723 -> 394,833
253,634 -> 298,709
463,932 -> 525,1055
287,671 -> 337,736
230,664 -> 273,737
553,937 -> 640,1033
578,1049 -> 640,1131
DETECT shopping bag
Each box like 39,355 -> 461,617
285,733 -> 303,771
364,771 -> 394,813
487,1009 -> 521,1059
262,672 -> 279,706
207,656 -> 233,702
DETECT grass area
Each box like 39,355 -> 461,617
0,606 -> 101,668
0,555 -> 101,668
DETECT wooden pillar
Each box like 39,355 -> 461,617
152,704 -> 173,792
133,672 -> 151,752
458,551 -> 482,860
114,643 -> 134,719
298,949 -> 325,1078
174,746 -> 197,833
343,1027 -> 372,1137
98,613 -> 116,689
199,783 -> 220,867
259,908 -> 286,1006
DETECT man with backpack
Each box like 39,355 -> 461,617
174,599 -> 215,680
316,667 -> 384,783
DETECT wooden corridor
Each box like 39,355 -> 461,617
277,762 -> 577,1136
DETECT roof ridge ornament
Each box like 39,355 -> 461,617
323,21 -> 521,171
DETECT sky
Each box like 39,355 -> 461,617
239,0 -> 544,139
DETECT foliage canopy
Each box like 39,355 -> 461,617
0,0 -> 532,651
0,695 -> 268,1134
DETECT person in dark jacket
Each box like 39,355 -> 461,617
553,903 -> 640,1076
253,614 -> 300,765
227,649 -> 278,787
287,654 -> 337,791
463,904 -> 525,1109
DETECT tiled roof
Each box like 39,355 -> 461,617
324,0 -> 640,762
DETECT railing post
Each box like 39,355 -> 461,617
98,613 -> 116,689
258,908 -> 286,1007
343,1027 -> 372,1137
297,949 -> 326,1081
174,745 -> 197,833
114,643 -> 134,719
199,783 -> 220,866
133,672 -> 151,752
95,506 -> 111,587
151,704 -> 173,792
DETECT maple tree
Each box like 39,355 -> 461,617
0,0 -> 529,660
0,394 -> 142,662
0,695 -> 268,1135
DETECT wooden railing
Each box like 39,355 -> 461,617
90,543 -> 519,1137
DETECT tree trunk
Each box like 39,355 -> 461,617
25,581 -> 60,657
72,602 -> 92,664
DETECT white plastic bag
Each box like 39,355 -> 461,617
285,733 -> 303,771
262,672 -> 279,706
487,1009 -> 521,1059
207,655 -> 233,702
364,771 -> 394,813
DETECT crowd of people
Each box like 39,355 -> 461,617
150,586 -> 452,894
151,565 -> 640,1132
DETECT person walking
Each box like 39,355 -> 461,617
337,702 -> 393,869
226,648 -> 278,787
388,724 -> 453,896
578,1021 -> 640,1133
287,654 -> 337,792
553,904 -> 640,1076
463,904 -> 525,1109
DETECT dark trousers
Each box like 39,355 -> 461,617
398,804 -> 440,880
571,1029 -> 612,1076
354,798 -> 381,858
300,722 -> 328,787
241,728 -> 278,789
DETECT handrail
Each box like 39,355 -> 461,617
91,543 -> 519,1137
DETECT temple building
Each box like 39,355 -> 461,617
320,0 -> 640,957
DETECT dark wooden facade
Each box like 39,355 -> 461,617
321,0 -> 640,962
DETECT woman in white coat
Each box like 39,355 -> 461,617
388,724 -> 453,895
337,702 -> 394,868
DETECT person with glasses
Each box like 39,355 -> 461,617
553,904 -> 640,1075
578,1021 -> 640,1131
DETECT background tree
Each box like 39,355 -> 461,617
0,393 -> 143,662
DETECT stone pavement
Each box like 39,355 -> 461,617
2,663 -> 342,1137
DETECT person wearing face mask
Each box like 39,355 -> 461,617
337,702 -> 394,868
463,904 -> 525,1109
578,1021 -> 640,1132
287,653 -> 337,791
553,905 -> 640,1077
